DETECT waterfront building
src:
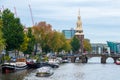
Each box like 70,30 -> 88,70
107,41 -> 120,54
91,43 -> 107,54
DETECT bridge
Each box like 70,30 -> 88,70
60,53 -> 120,63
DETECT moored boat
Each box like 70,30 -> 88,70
62,59 -> 69,63
2,58 -> 27,73
26,59 -> 41,68
36,66 -> 53,77
116,58 -> 120,65
48,59 -> 59,68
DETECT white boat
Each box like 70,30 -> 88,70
62,59 -> 69,63
48,59 -> 59,68
36,66 -> 53,77
2,58 -> 27,73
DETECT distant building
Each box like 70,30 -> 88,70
62,29 -> 75,39
91,43 -> 107,54
107,41 -> 120,54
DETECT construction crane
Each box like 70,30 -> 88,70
29,4 -> 34,26
2,5 -> 4,10
14,6 -> 17,17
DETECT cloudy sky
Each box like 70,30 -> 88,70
1,0 -> 120,43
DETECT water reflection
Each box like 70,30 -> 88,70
0,57 -> 120,80
24,63 -> 85,80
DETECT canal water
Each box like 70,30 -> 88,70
0,57 -> 120,80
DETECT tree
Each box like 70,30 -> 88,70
23,28 -> 35,55
61,41 -> 71,52
49,31 -> 63,52
70,36 -> 80,53
83,39 -> 92,52
33,21 -> 71,54
0,18 -> 5,51
32,22 -> 52,53
20,33 -> 29,52
58,33 -> 71,52
2,9 -> 24,52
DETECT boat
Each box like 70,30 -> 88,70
48,59 -> 59,68
26,59 -> 41,69
41,62 -> 59,68
62,59 -> 69,63
36,66 -> 53,77
2,58 -> 27,73
115,58 -> 120,65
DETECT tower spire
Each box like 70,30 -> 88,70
78,8 -> 80,16
75,9 -> 84,54
75,9 -> 83,34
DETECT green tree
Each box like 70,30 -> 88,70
0,18 -> 5,51
20,33 -> 29,52
61,41 -> 71,52
83,39 -> 92,52
58,33 -> 71,52
2,9 -> 24,52
50,31 -> 63,52
24,28 -> 35,55
70,36 -> 80,53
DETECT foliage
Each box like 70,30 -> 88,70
33,21 -> 71,54
49,31 -> 63,52
83,39 -> 92,52
2,55 -> 11,62
32,22 -> 52,53
23,28 -> 35,55
2,9 -> 24,51
70,36 -> 80,53
57,33 -> 71,52
61,41 -> 71,52
0,19 -> 5,51
20,33 -> 29,52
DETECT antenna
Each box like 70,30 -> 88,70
29,4 -> 34,26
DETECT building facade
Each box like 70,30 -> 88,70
107,41 -> 120,54
91,43 -> 107,54
62,29 -> 75,39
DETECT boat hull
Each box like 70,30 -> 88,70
27,62 -> 41,69
2,64 -> 15,73
2,63 -> 27,73
36,72 -> 53,77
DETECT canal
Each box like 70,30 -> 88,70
0,57 -> 120,80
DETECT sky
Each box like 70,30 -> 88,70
0,0 -> 120,43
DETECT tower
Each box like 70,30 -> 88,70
75,9 -> 84,53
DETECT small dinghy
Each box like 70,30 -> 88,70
36,66 -> 53,77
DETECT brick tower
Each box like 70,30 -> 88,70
75,9 -> 84,54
